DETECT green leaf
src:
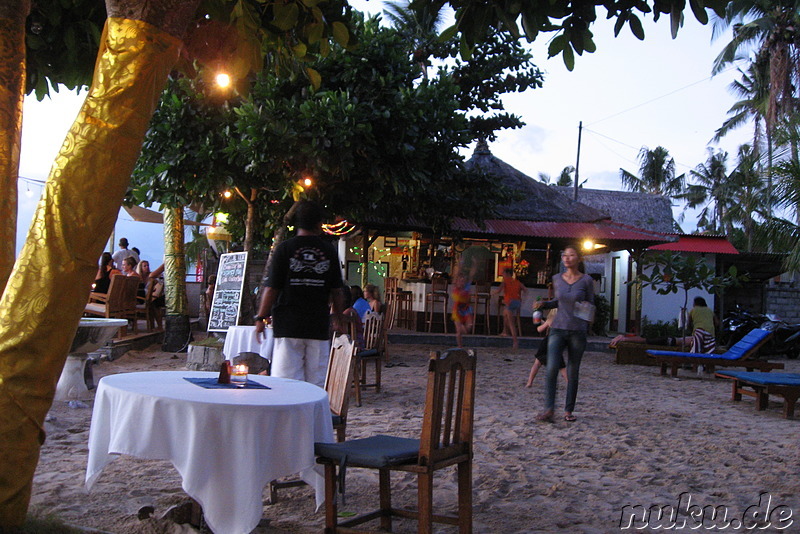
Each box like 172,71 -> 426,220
548,34 -> 565,57
562,45 -> 575,71
689,0 -> 708,24
332,21 -> 349,47
306,22 -> 324,44
293,43 -> 307,58
670,2 -> 683,38
306,67 -> 322,90
628,15 -> 645,40
272,3 -> 299,31
613,12 -> 627,37
438,24 -> 459,43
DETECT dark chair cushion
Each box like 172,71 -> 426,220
358,348 -> 379,358
315,435 -> 420,468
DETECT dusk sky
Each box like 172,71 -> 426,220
17,3 -> 754,258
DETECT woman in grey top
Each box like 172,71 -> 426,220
534,245 -> 594,423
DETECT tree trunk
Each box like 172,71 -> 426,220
0,1 -> 29,293
361,229 -> 370,288
0,2 -> 199,525
162,206 -> 191,351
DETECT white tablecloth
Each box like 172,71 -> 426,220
86,371 -> 334,534
223,325 -> 273,362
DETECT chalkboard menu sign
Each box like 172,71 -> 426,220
207,252 -> 248,332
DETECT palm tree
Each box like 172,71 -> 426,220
726,144 -> 770,251
678,149 -> 731,232
712,0 -> 800,219
712,60 -> 770,154
712,0 -> 800,129
538,165 -> 576,187
383,0 -> 445,80
619,146 -> 685,197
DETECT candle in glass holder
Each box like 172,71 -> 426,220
231,364 -> 249,387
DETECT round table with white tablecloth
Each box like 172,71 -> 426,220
222,324 -> 273,362
86,370 -> 333,534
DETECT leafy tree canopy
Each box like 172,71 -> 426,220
25,0 -> 727,100
130,14 -> 521,249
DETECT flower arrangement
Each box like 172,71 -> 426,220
514,259 -> 529,278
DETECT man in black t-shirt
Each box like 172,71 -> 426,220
254,201 -> 344,387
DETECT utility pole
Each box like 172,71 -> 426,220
574,121 -> 582,201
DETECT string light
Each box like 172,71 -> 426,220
323,220 -> 356,236
223,190 -> 232,199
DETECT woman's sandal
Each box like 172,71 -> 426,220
535,410 -> 554,423
564,414 -> 577,422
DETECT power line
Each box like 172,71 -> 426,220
586,66 -> 738,127
583,127 -> 696,172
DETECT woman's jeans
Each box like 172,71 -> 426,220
545,328 -> 587,413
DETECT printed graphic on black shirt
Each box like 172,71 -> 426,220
289,247 -> 331,280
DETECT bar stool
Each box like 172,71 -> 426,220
396,290 -> 415,329
497,295 -> 521,336
384,277 -> 400,329
471,282 -> 491,334
425,276 -> 449,333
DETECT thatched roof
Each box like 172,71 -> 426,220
465,141 -> 607,223
553,186 -> 675,234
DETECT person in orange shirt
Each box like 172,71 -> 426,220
497,267 -> 525,349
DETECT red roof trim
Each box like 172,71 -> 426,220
648,235 -> 739,254
450,219 -> 669,242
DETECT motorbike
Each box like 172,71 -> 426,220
720,305 -> 768,348
759,315 -> 800,359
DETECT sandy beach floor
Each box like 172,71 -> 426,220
30,341 -> 800,533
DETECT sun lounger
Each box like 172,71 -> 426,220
715,370 -> 800,419
646,328 -> 783,377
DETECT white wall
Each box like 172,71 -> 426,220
640,253 -> 716,325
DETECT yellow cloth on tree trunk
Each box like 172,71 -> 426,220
0,18 -> 180,526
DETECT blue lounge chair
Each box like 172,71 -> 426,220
715,370 -> 800,419
646,328 -> 783,377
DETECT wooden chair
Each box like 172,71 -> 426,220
269,334 -> 357,503
136,279 -> 164,332
424,275 -> 449,333
85,274 -> 139,337
315,348 -> 477,534
354,312 -> 385,407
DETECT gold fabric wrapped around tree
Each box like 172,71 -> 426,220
0,18 -> 180,525
0,12 -> 27,290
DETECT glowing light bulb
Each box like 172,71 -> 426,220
223,190 -> 232,199
303,178 -> 312,187
582,240 -> 594,251
216,73 -> 231,88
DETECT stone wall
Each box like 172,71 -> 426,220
764,282 -> 800,323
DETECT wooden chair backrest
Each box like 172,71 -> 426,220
122,276 -> 140,313
105,275 -> 130,315
362,312 -> 384,352
325,334 -> 358,421
431,276 -> 448,293
418,348 -> 477,466
473,282 -> 491,295
384,277 -> 399,296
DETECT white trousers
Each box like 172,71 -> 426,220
271,337 -> 330,388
